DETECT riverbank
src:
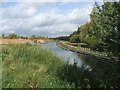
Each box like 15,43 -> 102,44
2,44 -> 73,88
2,43 -> 120,88
57,41 -> 118,62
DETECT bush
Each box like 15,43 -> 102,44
57,63 -> 100,88
84,36 -> 104,51
70,35 -> 81,43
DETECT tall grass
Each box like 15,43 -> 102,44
2,44 -> 72,88
0,60 -> 1,88
2,44 -> 118,88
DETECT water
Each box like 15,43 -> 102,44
41,42 -> 85,67
41,42 -> 120,87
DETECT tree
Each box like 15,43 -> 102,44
70,35 -> 81,43
90,2 -> 120,57
79,22 -> 93,43
69,1 -> 120,58
8,33 -> 19,39
30,35 -> 37,40
2,34 -> 5,39
101,2 -> 120,57
84,36 -> 104,51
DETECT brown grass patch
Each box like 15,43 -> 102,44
0,39 -> 50,44
0,39 -> 32,44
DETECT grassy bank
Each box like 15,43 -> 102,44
2,43 -> 119,88
57,41 -> 116,61
1,44 -> 73,88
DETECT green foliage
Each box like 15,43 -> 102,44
84,36 -> 104,51
70,35 -> 81,43
57,63 -> 106,88
2,44 -> 73,88
69,1 -> 120,59
8,33 -> 19,39
30,35 -> 49,40
2,34 -> 5,39
90,2 -> 120,57
53,36 -> 70,41
57,58 -> 120,88
79,22 -> 93,42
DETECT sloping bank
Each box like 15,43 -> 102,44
56,41 -> 118,62
2,44 -> 73,88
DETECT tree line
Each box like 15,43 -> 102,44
1,33 -> 48,40
68,2 -> 120,59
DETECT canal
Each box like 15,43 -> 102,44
41,42 -> 120,88
41,42 -> 84,66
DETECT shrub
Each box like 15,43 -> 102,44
84,36 -> 104,51
70,35 -> 81,43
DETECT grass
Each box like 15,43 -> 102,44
1,44 -> 73,88
57,41 -> 112,60
0,44 -> 2,89
2,43 -> 119,88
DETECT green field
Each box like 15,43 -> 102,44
1,44 -> 73,88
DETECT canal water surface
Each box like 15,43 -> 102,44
41,42 -> 119,87
41,42 -> 85,67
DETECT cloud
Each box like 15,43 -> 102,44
1,2 -> 93,37
4,0 -> 104,2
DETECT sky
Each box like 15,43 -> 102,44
1,1 -> 103,37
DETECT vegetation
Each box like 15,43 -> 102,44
30,35 -> 49,40
57,41 -> 109,60
1,43 -> 120,88
52,36 -> 70,41
1,1 -> 120,89
70,35 -> 80,43
2,44 -> 73,88
69,2 -> 120,60
1,34 -> 49,40
57,41 -> 120,88
84,36 -> 104,51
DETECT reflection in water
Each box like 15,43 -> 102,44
41,42 -> 120,88
78,54 -> 120,88
41,42 -> 83,67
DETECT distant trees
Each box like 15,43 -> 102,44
30,35 -> 37,40
1,33 -> 19,39
2,34 -> 5,39
1,33 -> 29,39
20,36 -> 29,39
53,36 -> 70,41
30,35 -> 49,40
1,34 -> 48,40
8,33 -> 19,39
